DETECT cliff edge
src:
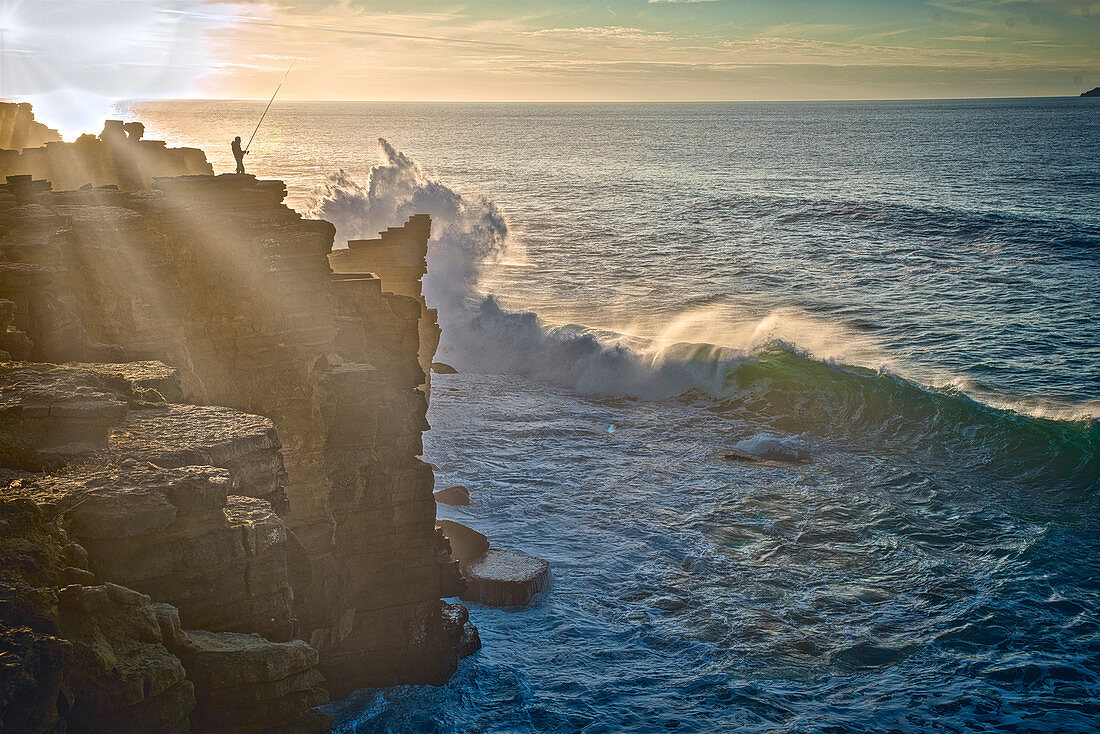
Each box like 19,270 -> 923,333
0,107 -> 479,732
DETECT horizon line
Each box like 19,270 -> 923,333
120,93 -> 1095,105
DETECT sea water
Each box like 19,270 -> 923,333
124,99 -> 1100,733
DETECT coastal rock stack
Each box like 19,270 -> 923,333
329,216 -> 441,396
0,108 -> 479,731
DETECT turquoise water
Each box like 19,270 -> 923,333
127,99 -> 1100,732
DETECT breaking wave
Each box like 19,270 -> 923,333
312,141 -> 1098,491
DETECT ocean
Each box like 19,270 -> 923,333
123,98 -> 1100,733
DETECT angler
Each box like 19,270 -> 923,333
233,59 -> 295,175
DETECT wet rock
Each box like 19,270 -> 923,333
461,549 -> 551,608
430,362 -> 458,374
435,520 -> 550,608
436,519 -> 488,564
441,601 -> 481,659
434,484 -> 470,506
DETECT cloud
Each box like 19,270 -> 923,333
526,26 -> 673,42
4,0 -> 1095,112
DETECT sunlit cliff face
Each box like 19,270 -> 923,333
0,0 -> 235,138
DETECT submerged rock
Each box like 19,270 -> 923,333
724,432 -> 812,467
462,549 -> 551,608
434,484 -> 471,506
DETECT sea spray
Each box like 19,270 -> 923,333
312,139 -> 508,313
312,139 -> 735,398
309,139 -> 1100,453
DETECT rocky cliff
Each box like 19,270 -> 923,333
0,102 -> 62,151
0,105 -> 211,192
0,112 -> 478,732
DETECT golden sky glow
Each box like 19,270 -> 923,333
196,0 -> 1100,101
2,0 -> 1098,133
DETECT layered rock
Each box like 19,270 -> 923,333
21,464 -> 296,642
0,494 -> 329,733
0,131 -> 478,711
0,365 -> 327,730
328,213 -> 440,395
437,519 -> 550,608
462,550 -> 551,608
173,628 -> 331,733
0,496 -> 195,733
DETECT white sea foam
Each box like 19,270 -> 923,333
311,139 -> 1099,422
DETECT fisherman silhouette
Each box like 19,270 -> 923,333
232,136 -> 247,174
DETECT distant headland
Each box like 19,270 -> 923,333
1082,87 -> 1100,98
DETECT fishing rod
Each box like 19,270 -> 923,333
245,59 -> 296,153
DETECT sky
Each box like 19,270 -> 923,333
1,0 -> 1098,134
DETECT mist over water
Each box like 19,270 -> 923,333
127,99 -> 1100,732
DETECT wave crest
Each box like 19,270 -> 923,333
309,140 -> 1098,486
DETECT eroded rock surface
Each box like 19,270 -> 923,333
0,498 -> 196,733
462,549 -> 551,608
16,464 -> 296,641
1,124 -> 478,729
176,630 -> 331,733
437,520 -> 551,608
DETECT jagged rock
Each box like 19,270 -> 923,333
461,549 -> 551,608
19,464 -> 297,641
0,163 -> 476,702
0,102 -> 62,150
330,214 -> 439,394
1,492 -> 330,733
0,362 -> 129,470
176,630 -> 330,733
0,298 -> 32,361
0,498 -> 196,733
62,566 -> 96,584
430,362 -> 457,374
107,404 -> 289,514
441,601 -> 481,660
71,361 -> 184,404
436,519 -> 489,564
434,484 -> 470,506
1,105 -> 211,191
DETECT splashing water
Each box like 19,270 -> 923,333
127,99 -> 1100,732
